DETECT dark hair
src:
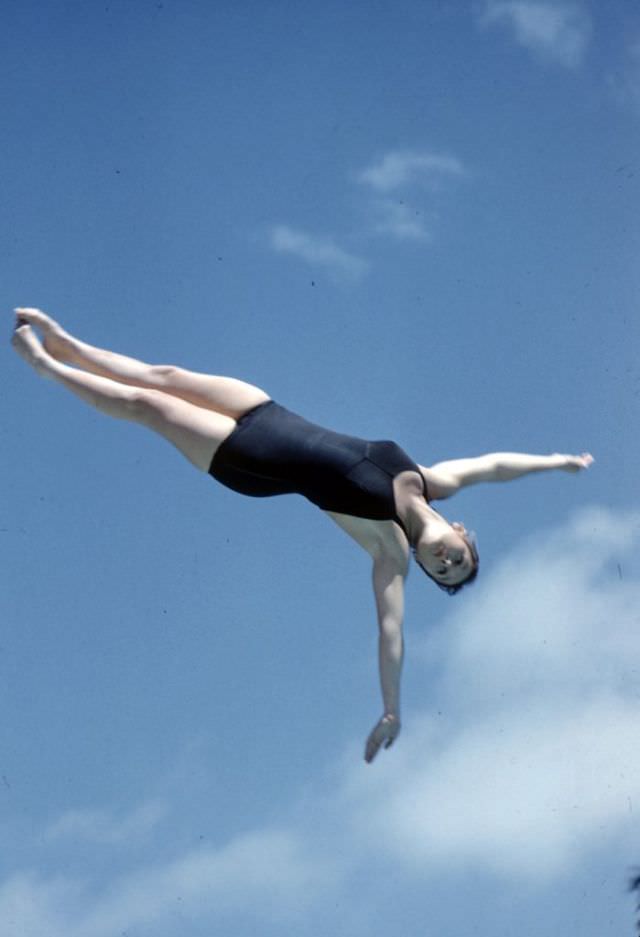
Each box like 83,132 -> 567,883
628,869 -> 640,936
414,530 -> 480,596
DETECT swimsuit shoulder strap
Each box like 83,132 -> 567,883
420,468 -> 430,502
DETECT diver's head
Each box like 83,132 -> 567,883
414,521 -> 479,595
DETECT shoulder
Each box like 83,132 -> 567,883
417,464 -> 460,501
325,511 -> 409,569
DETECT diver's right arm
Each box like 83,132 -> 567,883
420,451 -> 593,499
364,552 -> 406,764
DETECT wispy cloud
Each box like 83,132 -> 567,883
606,37 -> 640,116
342,506 -> 640,879
0,827 -> 341,937
268,225 -> 368,279
357,150 -> 466,193
356,149 -> 465,246
371,199 -> 433,241
266,149 -> 464,271
44,800 -> 166,846
482,1 -> 592,68
80,828 -> 336,935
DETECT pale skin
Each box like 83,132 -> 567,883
11,308 -> 594,763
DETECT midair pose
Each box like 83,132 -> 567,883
11,309 -> 593,762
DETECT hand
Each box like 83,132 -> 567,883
364,713 -> 401,764
558,452 -> 594,473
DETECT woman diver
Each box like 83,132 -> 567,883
11,308 -> 592,762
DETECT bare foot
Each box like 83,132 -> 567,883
11,322 -> 55,377
13,308 -> 76,362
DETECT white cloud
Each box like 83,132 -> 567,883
606,37 -> 640,116
357,150 -> 465,193
341,506 -> 640,880
356,149 -> 465,246
346,696 -> 640,880
268,225 -> 368,279
3,508 -> 639,937
371,199 -> 433,241
80,828 -> 335,935
44,799 -> 166,845
0,827 -> 341,937
267,149 -> 464,265
483,1 -> 592,68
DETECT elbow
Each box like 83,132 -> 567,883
379,620 -> 403,654
378,612 -> 402,637
487,458 -> 512,482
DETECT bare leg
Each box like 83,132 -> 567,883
12,324 -> 235,471
14,308 -> 270,418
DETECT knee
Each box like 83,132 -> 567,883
149,364 -> 180,385
93,385 -> 145,419
119,387 -> 155,417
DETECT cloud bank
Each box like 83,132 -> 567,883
343,506 -> 640,879
0,827 -> 340,937
44,800 -> 167,846
2,507 -> 639,934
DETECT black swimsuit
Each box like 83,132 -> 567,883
208,400 -> 428,533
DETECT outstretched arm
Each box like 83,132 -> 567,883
364,553 -> 406,764
420,452 -> 593,500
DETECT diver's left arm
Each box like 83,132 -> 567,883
421,452 -> 593,499
364,552 -> 406,764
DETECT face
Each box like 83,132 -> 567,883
415,522 -> 474,587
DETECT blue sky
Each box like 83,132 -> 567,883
2,1 -> 640,934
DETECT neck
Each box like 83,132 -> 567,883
403,496 -> 445,548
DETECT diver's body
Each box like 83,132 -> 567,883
208,398 -> 429,531
11,309 -> 593,762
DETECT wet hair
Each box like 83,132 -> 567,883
414,530 -> 480,596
